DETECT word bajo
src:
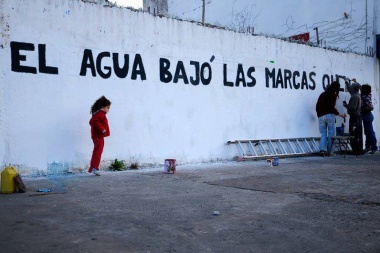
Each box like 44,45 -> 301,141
159,58 -> 212,85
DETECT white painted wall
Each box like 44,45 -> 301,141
1,0 -> 379,174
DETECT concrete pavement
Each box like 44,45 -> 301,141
1,153 -> 380,253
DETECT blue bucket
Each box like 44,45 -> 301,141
272,157 -> 279,166
336,126 -> 344,136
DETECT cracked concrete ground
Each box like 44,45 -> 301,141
1,154 -> 380,253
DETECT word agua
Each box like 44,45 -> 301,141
79,49 -> 146,79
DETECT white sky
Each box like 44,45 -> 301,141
113,0 -> 143,8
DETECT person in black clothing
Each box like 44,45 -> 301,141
343,78 -> 363,155
361,84 -> 377,154
316,81 -> 346,156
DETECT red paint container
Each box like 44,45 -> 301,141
164,159 -> 176,174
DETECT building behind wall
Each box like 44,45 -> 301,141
143,0 -> 168,16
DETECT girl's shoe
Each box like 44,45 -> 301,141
369,149 -> 377,155
93,169 -> 101,176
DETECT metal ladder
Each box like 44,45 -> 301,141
227,137 -> 321,161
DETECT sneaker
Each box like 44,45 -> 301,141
363,148 -> 371,154
369,149 -> 377,155
93,168 -> 101,176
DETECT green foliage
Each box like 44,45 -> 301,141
109,159 -> 127,171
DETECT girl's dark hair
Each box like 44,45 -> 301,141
326,81 -> 340,96
90,96 -> 111,114
361,84 -> 371,96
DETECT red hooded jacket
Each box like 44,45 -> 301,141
89,110 -> 110,139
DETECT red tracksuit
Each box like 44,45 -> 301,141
88,110 -> 110,172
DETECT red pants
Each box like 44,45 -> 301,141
89,137 -> 104,172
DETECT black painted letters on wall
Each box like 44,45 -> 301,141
265,68 -> 315,90
9,41 -> 348,91
11,41 -> 58,74
79,49 -> 146,80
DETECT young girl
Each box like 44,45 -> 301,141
89,96 -> 111,176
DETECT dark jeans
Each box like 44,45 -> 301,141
362,112 -> 377,151
349,115 -> 363,155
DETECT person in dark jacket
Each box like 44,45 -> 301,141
88,96 -> 111,176
361,84 -> 377,154
316,81 -> 346,156
343,78 -> 363,155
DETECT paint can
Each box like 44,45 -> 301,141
272,157 -> 279,166
1,166 -> 18,193
164,159 -> 176,174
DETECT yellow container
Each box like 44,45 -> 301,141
1,166 -> 18,194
